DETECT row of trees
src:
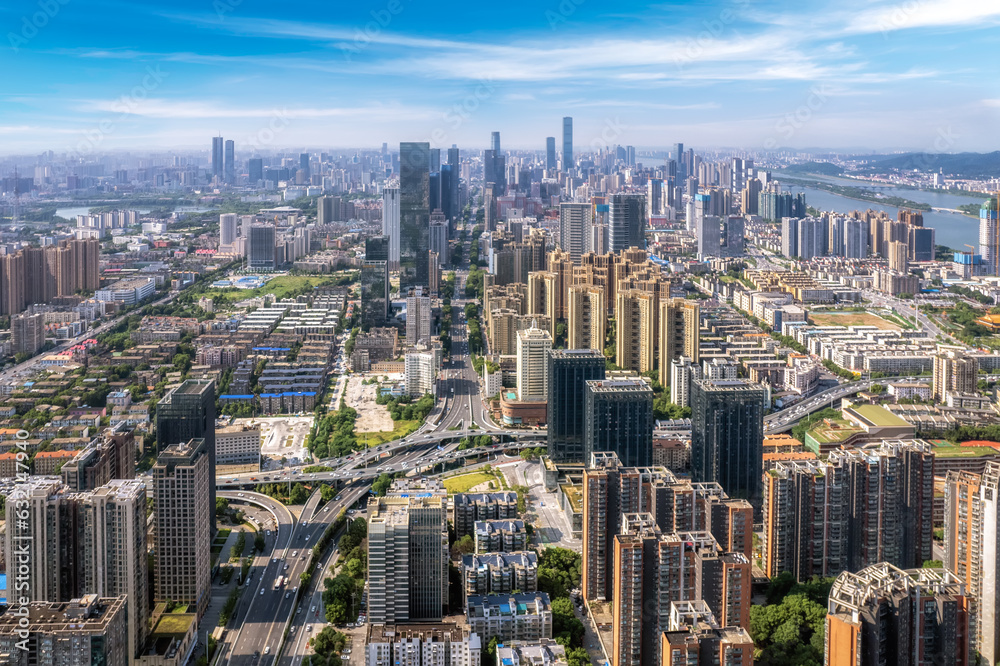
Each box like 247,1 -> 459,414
310,404 -> 360,459
322,518 -> 368,624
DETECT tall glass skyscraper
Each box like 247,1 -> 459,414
211,136 -> 224,179
399,142 -> 430,291
691,379 -> 767,512
156,379 -> 217,530
548,349 -> 605,462
609,193 -> 647,252
546,137 -> 556,170
562,117 -> 573,170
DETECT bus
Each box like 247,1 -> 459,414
273,576 -> 285,590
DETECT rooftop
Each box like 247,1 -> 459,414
846,404 -> 912,429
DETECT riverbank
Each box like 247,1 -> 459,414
778,175 -> 932,211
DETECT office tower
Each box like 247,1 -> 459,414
156,379 -> 217,530
545,137 -> 556,170
945,464 -> 1000,662
429,215 -> 449,265
368,496 -> 447,623
567,285 -> 606,351
584,378 -> 654,467
318,194 -> 339,224
548,350 -> 605,463
429,170 -> 442,212
400,142 -> 431,291
740,178 -> 762,215
696,215 -> 721,258
625,145 -> 635,167
888,240 -> 909,272
690,380 -> 766,510
658,299 -> 700,386
844,218 -> 869,258
762,459 -> 848,580
483,186 -> 497,232
299,152 -> 310,179
382,185 -> 401,269
219,213 -> 237,246
674,143 -> 685,180
211,136 -> 223,179
561,117 -> 573,170
153,438 -> 211,616
559,202 -> 592,263
828,440 -> 934,571
646,179 -> 663,217
609,193 -> 646,252
248,157 -> 263,183
669,357 -> 701,408
0,596 -> 129,666
907,225 -> 935,262
516,321 -> 552,401
721,215 -> 744,257
361,240 -> 390,330
491,131 -> 501,153
615,289 -> 655,374
80,480 -> 150,661
247,224 -> 276,269
933,349 -> 979,402
826,564 -> 970,666
224,139 -> 235,183
406,290 -> 432,345
447,146 -> 460,221
483,149 -> 506,197
10,311 -> 45,355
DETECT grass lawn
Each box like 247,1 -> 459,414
443,472 -> 496,494
360,420 -> 420,447
808,311 -> 900,330
201,273 -> 358,302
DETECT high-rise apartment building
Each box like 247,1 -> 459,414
429,215 -> 449,266
156,379 -> 217,529
567,285 -> 606,352
10,311 -> 46,355
562,117 -> 573,170
583,379 -> 653,468
516,322 -> 552,401
248,223 -> 276,269
248,157 -> 263,183
0,595 -> 129,666
547,349 -> 605,463
609,193 -> 646,252
933,348 -> 979,402
558,202 -> 592,263
219,213 -> 237,246
400,142 -> 431,291
658,299 -> 700,386
826,564 -> 970,666
696,214 -> 721,259
888,239 -> 909,273
669,356 -> 701,408
615,289 -> 655,374
368,496 -> 448,623
690,380 -> 766,510
405,290 -> 432,346
660,601 -> 754,666
944,464 -> 1000,662
153,438 -> 211,616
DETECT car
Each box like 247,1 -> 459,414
306,624 -> 312,632
292,551 -> 298,557
264,647 -> 270,655
286,592 -> 291,599
311,606 -> 316,613
297,607 -> 302,614
260,589 -> 265,595
238,493 -> 244,497
305,534 -> 310,541
284,564 -> 289,570
266,530 -> 271,536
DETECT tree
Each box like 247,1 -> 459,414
254,532 -> 265,552
451,535 -> 475,557
289,484 -> 310,505
215,498 -> 230,518
312,627 -> 347,661
551,597 -> 584,648
372,473 -> 393,496
537,547 -> 582,599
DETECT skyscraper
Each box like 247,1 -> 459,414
224,139 -> 235,183
0,596 -> 129,666
658,298 -> 700,386
153,438 -> 211,616
516,321 -> 552,401
400,142 -> 431,291
691,380 -> 766,510
697,214 -> 722,259
491,131 -> 501,153
562,117 -> 573,170
933,348 -> 979,402
382,185 -> 401,270
615,289 -> 655,374
545,137 -> 556,170
156,379 -> 217,530
406,290 -> 432,346
674,143 -> 684,180
248,224 -> 276,269
211,136 -> 224,179
567,285 -> 606,352
609,193 -> 646,252
219,213 -> 237,246
558,202 -> 592,263
299,152 -> 310,179
584,379 -> 654,467
362,237 -> 390,329
548,349 -> 605,463
248,157 -> 263,183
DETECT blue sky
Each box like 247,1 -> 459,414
1,0 -> 999,155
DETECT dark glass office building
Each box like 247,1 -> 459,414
211,136 -> 224,179
224,139 -> 235,184
609,193 -> 647,252
399,142 -> 430,292
583,378 -> 653,467
156,379 -> 217,529
546,137 -> 556,170
361,236 -> 390,329
562,117 -> 573,169
548,350 -> 606,463
691,379 -> 767,511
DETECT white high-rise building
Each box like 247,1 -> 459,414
670,356 -> 702,408
844,218 -> 869,258
558,203 -> 592,264
405,350 -> 437,397
406,292 -> 432,346
219,213 -> 237,246
383,185 -> 401,270
516,321 -> 552,401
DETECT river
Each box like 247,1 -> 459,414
55,205 -> 213,220
778,173 -> 987,251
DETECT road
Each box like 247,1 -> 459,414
506,460 -> 579,551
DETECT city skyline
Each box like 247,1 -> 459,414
1,0 -> 999,154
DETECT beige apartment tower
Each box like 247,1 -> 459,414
615,289 -> 656,374
658,298 -> 700,386
567,285 -> 606,352
933,349 -> 978,402
517,321 -> 553,401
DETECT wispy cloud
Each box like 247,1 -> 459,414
74,98 -> 438,121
